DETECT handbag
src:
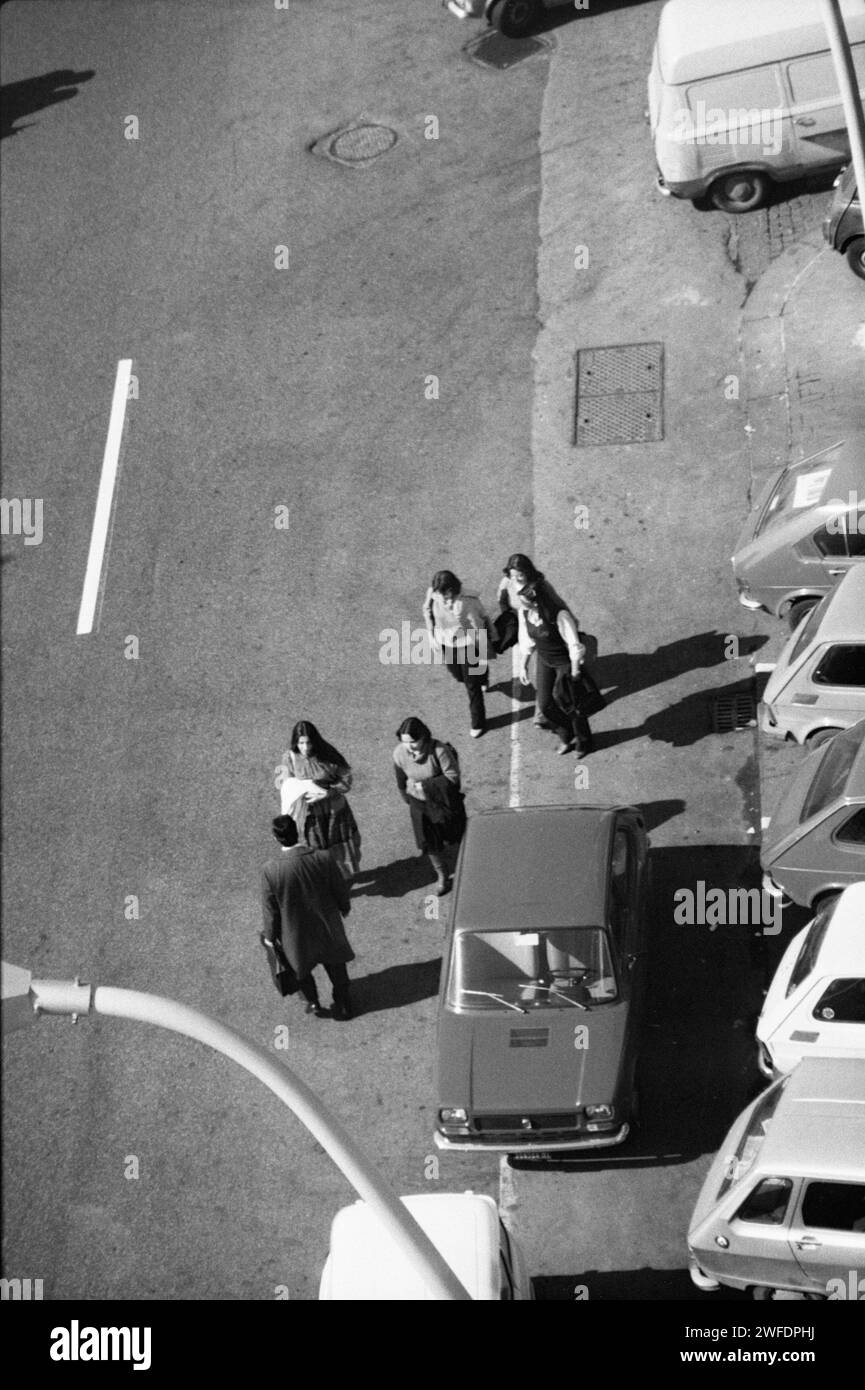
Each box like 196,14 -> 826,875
570,667 -> 606,717
259,932 -> 300,997
493,609 -> 518,654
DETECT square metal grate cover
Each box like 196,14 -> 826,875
574,342 -> 664,446
465,31 -> 550,69
711,692 -> 757,733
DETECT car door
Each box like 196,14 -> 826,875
811,504 -> 865,591
788,1180 -> 865,1291
720,1175 -> 804,1290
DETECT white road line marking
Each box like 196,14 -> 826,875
509,644 -> 522,809
76,359 -> 132,635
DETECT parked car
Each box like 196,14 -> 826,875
760,567 -> 865,745
761,717 -> 865,909
824,162 -> 865,280
732,437 -> 865,628
445,0 -> 570,39
318,1192 -> 532,1300
648,0 -> 865,212
434,805 -> 649,1154
688,1056 -> 865,1299
756,882 -> 865,1078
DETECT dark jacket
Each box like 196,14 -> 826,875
261,846 -> 354,978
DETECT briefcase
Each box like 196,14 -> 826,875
260,932 -> 300,997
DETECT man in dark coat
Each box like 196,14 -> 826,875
261,815 -> 355,1020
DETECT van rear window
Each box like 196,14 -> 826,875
800,723 -> 865,824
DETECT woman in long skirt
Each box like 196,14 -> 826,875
276,720 -> 362,878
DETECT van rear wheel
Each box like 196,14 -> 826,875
845,236 -> 865,280
709,171 -> 769,213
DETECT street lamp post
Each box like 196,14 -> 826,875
1,963 -> 472,1301
820,0 -> 865,211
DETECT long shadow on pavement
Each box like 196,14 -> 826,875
350,958 -> 441,1018
1,69 -> 95,139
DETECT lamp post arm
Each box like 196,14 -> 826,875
25,977 -> 471,1302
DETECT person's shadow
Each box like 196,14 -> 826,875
1,69 -> 95,139
594,631 -> 769,708
352,855 -> 438,899
350,958 -> 442,1018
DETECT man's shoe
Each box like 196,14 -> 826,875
332,999 -> 353,1021
557,740 -> 576,755
575,741 -> 594,758
470,727 -> 484,739
304,1001 -> 327,1018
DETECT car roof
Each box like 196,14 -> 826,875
657,0 -> 865,86
813,883 -> 865,974
760,1058 -> 865,1178
322,1193 -> 500,1300
812,567 -> 865,642
452,805 -> 627,931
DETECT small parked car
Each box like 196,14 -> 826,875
756,881 -> 865,1078
760,566 -> 865,745
434,805 -> 649,1154
732,436 -> 865,628
761,717 -> 865,909
318,1192 -> 532,1300
445,0 -> 570,39
823,162 -> 865,280
688,1057 -> 865,1299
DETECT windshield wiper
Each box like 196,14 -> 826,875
460,989 -> 527,1014
525,984 -> 588,1011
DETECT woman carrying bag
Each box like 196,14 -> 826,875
275,720 -> 362,879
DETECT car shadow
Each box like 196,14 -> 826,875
510,843 -> 808,1174
533,1268 -> 748,1300
350,958 -> 441,1017
534,0 -> 661,38
1,69 -> 95,139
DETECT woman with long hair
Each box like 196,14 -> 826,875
392,716 -> 464,896
276,721 -> 361,878
517,580 -> 593,757
497,553 -> 566,728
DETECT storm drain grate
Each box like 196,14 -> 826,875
465,31 -> 550,70
311,122 -> 397,167
711,692 -> 758,733
574,342 -> 664,446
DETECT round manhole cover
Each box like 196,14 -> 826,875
330,124 -> 396,163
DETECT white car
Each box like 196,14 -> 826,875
319,1191 -> 532,1300
756,882 -> 865,1078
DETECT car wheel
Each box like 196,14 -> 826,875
785,596 -> 818,632
845,236 -> 865,280
807,727 -> 841,749
709,171 -> 770,213
488,0 -> 541,38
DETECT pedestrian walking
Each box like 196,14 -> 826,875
517,579 -> 594,756
393,716 -> 466,896
277,721 -> 361,878
423,570 -> 495,738
497,553 -> 567,728
260,815 -> 355,1020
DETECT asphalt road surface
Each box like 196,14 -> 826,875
2,0 -> 829,1300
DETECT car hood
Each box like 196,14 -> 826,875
442,1004 -> 629,1115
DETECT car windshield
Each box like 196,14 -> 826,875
755,457 -> 835,537
800,721 -> 865,824
448,928 -> 617,1011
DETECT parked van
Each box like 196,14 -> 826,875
761,717 -> 865,909
760,567 -> 865,745
648,0 -> 865,213
733,437 -> 865,628
688,1056 -> 865,1298
318,1192 -> 532,1299
756,882 -> 865,1078
435,805 -> 649,1154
